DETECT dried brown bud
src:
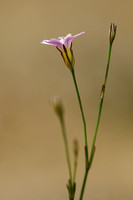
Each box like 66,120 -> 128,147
109,23 -> 117,45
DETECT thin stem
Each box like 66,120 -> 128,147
79,167 -> 89,200
90,43 -> 112,166
71,69 -> 89,163
60,116 -> 73,183
73,154 -> 78,184
79,43 -> 112,200
104,44 -> 112,86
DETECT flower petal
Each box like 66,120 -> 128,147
41,38 -> 63,50
64,32 -> 85,48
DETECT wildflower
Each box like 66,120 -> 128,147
41,32 -> 85,71
109,23 -> 117,45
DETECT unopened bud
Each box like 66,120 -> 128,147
52,96 -> 64,118
109,23 -> 117,45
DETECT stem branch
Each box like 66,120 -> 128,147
71,69 -> 89,164
60,116 -> 72,183
90,44 -> 112,165
79,43 -> 112,200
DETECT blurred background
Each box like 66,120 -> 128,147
0,0 -> 133,200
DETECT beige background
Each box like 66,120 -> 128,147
0,0 -> 133,200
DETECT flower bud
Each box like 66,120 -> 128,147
52,96 -> 64,119
109,23 -> 117,45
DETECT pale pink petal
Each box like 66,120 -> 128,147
41,32 -> 85,50
58,37 -> 65,45
72,32 -> 85,39
41,39 -> 63,50
64,32 -> 85,48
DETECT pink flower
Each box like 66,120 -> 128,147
41,32 -> 85,71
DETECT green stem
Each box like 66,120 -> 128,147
104,44 -> 112,86
60,116 -> 73,183
79,43 -> 112,200
73,154 -> 78,184
79,167 -> 89,200
90,43 -> 112,166
71,69 -> 89,164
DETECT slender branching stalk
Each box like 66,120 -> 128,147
73,139 -> 79,184
59,116 -> 76,200
79,42 -> 113,200
60,116 -> 73,182
89,44 -> 112,166
71,69 -> 89,166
